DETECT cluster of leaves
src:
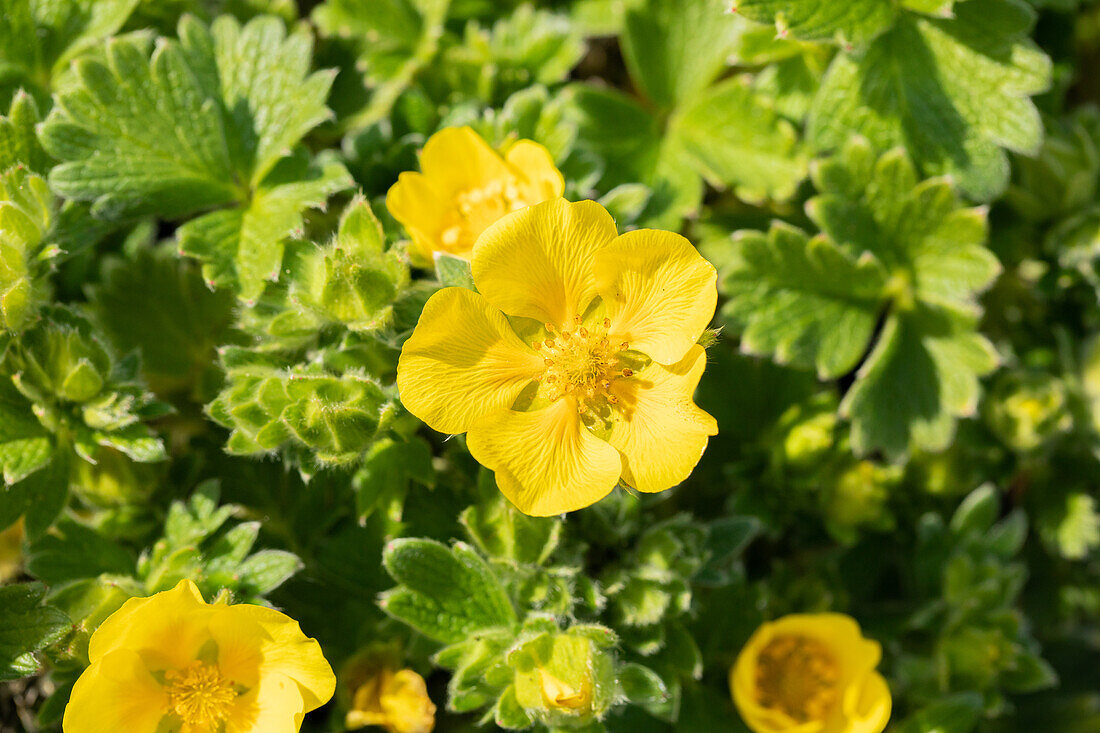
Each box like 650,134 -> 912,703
0,0 -> 1098,732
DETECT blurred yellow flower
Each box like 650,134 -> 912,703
0,518 -> 24,582
386,126 -> 564,263
397,197 -> 718,516
730,614 -> 892,733
346,668 -> 435,733
63,579 -> 335,733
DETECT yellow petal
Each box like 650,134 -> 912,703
418,126 -> 513,194
844,672 -> 892,733
472,198 -> 618,326
63,649 -> 168,733
594,229 -> 717,365
466,398 -> 622,516
385,171 -> 451,263
88,579 -> 212,671
217,604 -> 336,712
504,140 -> 565,203
225,670 -> 308,733
608,346 -> 717,493
397,287 -> 544,434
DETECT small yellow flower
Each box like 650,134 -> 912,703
0,518 -> 25,582
397,197 -> 718,516
730,614 -> 892,733
63,579 -> 335,733
345,668 -> 436,733
386,126 -> 564,263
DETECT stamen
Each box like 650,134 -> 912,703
545,323 -> 556,333
561,330 -> 572,340
603,317 -> 611,329
544,358 -> 555,367
620,341 -> 630,350
621,368 -> 634,378
578,327 -> 588,337
608,395 -> 619,404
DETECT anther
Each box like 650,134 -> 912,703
545,339 -> 555,349
545,322 -> 556,333
620,341 -> 630,350
577,402 -> 588,414
578,327 -> 588,337
600,380 -> 611,390
574,315 -> 582,325
621,368 -> 634,377
561,331 -> 571,340
603,317 -> 611,329
544,358 -> 555,367
533,341 -> 541,350
608,395 -> 619,404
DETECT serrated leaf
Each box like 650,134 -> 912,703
381,539 -> 517,643
177,155 -> 353,301
808,0 -> 1051,201
26,518 -> 134,584
732,0 -> 898,46
622,0 -> 740,109
722,222 -> 888,378
672,78 -> 807,203
40,14 -> 349,297
235,549 -> 303,594
0,583 -> 71,681
841,307 -> 998,458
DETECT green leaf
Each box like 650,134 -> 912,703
0,91 -> 51,172
0,167 -> 54,332
0,0 -> 141,104
722,222 -> 887,379
808,0 -> 1051,201
41,34 -> 242,219
40,15 -> 350,298
671,78 -> 807,203
0,583 -> 71,681
895,692 -> 983,733
618,663 -> 670,706
460,495 -> 562,566
381,539 -> 517,643
26,518 -> 134,584
436,253 -> 476,290
0,380 -> 52,486
235,550 -> 303,595
495,685 -> 534,730
177,154 -> 353,301
731,0 -> 955,46
89,244 -> 236,395
352,437 -> 435,519
841,307 -> 998,458
622,0 -> 740,109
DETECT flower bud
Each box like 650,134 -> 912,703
984,371 -> 1071,452
509,631 -> 615,727
346,668 -> 436,733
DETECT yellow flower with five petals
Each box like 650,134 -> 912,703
386,126 -> 564,264
63,579 -> 335,733
730,613 -> 892,733
397,197 -> 718,516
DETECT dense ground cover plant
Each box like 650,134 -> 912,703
0,0 -> 1098,731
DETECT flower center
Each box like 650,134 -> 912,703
537,668 -> 591,711
754,634 -> 840,723
440,179 -> 528,251
165,661 -> 238,728
535,316 -> 633,415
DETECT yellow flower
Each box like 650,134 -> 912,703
345,668 -> 436,733
386,126 -> 564,263
0,518 -> 24,582
397,197 -> 718,516
63,579 -> 335,733
730,614 -> 892,733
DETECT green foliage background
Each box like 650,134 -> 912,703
1,0 -> 1098,730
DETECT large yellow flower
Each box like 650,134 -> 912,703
386,126 -> 564,263
63,579 -> 335,733
397,197 -> 718,516
730,614 -> 892,733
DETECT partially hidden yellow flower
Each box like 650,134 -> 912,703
63,579 -> 335,733
730,614 -> 892,733
345,668 -> 436,733
0,518 -> 24,582
386,126 -> 564,263
397,197 -> 718,516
